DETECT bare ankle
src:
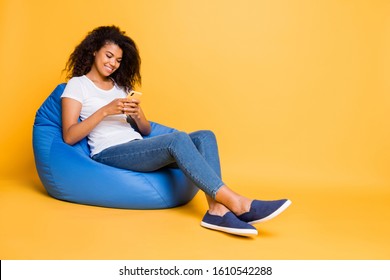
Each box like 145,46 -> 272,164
208,203 -> 230,216
214,185 -> 253,215
232,197 -> 253,216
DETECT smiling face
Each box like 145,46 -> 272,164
92,42 -> 123,78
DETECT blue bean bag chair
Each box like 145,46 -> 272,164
33,83 -> 199,209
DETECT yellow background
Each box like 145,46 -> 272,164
1,0 -> 389,259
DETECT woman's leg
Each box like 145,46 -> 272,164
188,131 -> 249,215
188,130 -> 221,177
93,130 -> 290,235
93,131 -> 225,198
180,131 -> 291,228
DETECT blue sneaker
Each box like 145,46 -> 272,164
238,199 -> 292,224
201,211 -> 258,236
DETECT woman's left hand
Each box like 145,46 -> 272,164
123,99 -> 141,120
123,98 -> 152,136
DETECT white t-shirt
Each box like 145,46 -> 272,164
61,75 -> 143,156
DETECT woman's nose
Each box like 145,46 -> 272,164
108,58 -> 117,67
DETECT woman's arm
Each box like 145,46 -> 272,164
61,97 -> 132,145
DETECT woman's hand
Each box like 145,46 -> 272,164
124,98 -> 151,136
62,97 -> 151,146
62,97 -> 131,145
123,98 -> 141,119
102,98 -> 130,116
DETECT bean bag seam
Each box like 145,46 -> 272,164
139,173 -> 169,207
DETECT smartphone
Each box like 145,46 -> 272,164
128,90 -> 142,101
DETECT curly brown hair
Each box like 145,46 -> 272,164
64,25 -> 141,90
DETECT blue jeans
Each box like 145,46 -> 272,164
92,130 -> 225,198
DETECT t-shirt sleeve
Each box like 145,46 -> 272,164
61,77 -> 83,103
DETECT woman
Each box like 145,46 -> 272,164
62,25 -> 291,237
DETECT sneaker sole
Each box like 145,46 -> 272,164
200,221 -> 258,237
248,199 -> 292,224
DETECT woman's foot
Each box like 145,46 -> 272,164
200,211 -> 258,237
203,190 -> 291,235
237,199 -> 292,224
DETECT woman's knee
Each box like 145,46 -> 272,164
171,131 -> 192,146
170,130 -> 218,151
190,130 -> 217,145
201,130 -> 216,139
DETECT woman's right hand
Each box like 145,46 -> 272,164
101,98 -> 129,116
